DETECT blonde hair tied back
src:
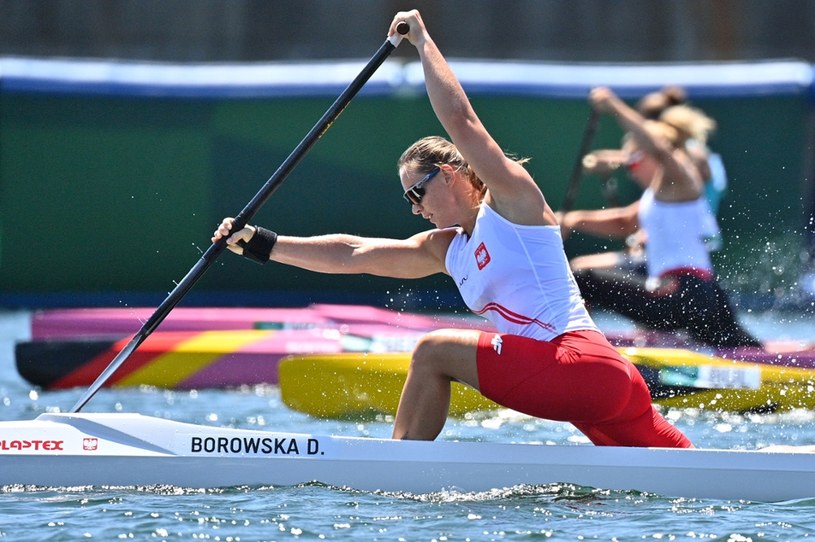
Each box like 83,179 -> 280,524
659,104 -> 717,145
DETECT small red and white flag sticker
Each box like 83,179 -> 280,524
475,242 -> 491,270
83,437 -> 99,451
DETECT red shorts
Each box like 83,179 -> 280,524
476,329 -> 692,448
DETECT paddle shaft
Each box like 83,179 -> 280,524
559,109 -> 600,213
70,24 -> 410,413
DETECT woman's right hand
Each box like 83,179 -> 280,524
389,9 -> 426,47
211,217 -> 256,255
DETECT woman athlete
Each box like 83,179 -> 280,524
570,86 -> 724,275
213,10 -> 691,448
560,87 -> 760,348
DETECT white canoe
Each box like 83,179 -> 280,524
0,412 -> 813,502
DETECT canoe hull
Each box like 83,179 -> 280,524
0,413 -> 813,502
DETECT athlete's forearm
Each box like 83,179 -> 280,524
562,204 -> 639,239
270,233 -> 443,280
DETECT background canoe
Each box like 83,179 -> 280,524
16,327 -> 431,390
16,304 -> 487,389
279,349 -> 815,419
16,305 -> 815,396
27,304 -> 484,340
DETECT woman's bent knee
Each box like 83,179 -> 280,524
409,330 -> 481,388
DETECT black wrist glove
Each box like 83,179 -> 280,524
239,226 -> 277,264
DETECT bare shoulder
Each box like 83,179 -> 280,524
411,227 -> 460,265
413,227 -> 459,250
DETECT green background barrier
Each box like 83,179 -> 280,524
1,63 -> 812,308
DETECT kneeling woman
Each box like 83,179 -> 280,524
213,11 -> 691,448
560,87 -> 760,349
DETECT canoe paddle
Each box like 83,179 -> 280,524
559,108 -> 600,212
70,22 -> 410,412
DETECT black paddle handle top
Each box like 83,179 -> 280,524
70,23 -> 409,413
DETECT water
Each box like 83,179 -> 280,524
1,309 -> 815,541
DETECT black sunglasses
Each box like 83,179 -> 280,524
403,167 -> 441,206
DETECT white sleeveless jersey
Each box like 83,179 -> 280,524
638,188 -> 714,279
445,204 -> 598,342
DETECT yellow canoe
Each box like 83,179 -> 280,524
621,346 -> 815,412
279,348 -> 815,419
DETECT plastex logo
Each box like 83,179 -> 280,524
83,438 -> 99,451
0,439 -> 64,451
475,242 -> 491,270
